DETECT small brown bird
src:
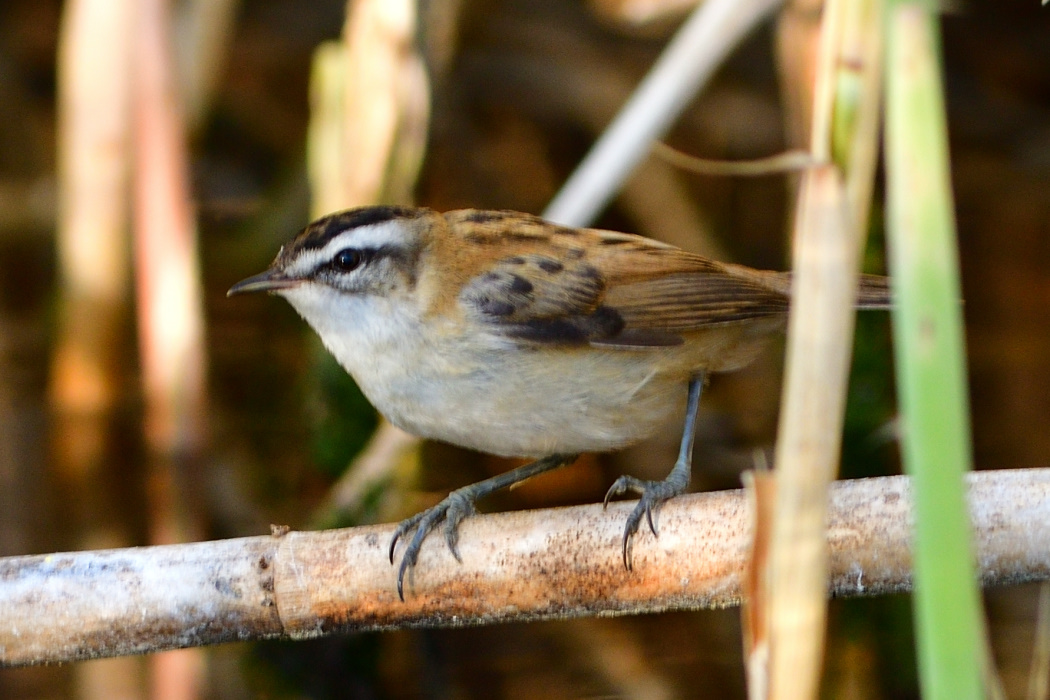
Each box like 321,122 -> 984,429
229,205 -> 890,599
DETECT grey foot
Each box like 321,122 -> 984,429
603,468 -> 688,570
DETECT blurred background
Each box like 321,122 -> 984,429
1,0 -> 1048,698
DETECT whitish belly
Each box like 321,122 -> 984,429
357,346 -> 688,458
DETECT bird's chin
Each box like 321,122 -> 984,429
279,284 -> 357,333
277,284 -> 320,316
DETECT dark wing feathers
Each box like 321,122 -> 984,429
447,211 -> 891,349
460,253 -> 621,344
460,240 -> 792,348
459,253 -> 604,321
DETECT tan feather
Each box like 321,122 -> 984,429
444,210 -> 817,347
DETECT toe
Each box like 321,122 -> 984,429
389,512 -> 425,563
644,499 -> 658,536
604,475 -> 643,507
391,505 -> 449,600
615,476 -> 688,570
443,518 -> 462,563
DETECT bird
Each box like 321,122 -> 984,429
228,205 -> 891,599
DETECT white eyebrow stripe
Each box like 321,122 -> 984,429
284,247 -> 328,277
334,220 -> 410,250
283,220 -> 411,277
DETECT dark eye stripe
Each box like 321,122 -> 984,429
325,248 -> 371,274
333,248 -> 362,271
320,244 -> 407,275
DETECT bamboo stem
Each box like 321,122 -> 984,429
3,469 -> 1050,668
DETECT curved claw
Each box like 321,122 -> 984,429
645,500 -> 658,536
621,505 -> 640,570
619,495 -> 657,571
389,513 -> 423,564
387,454 -> 577,600
602,475 -> 633,509
444,517 -> 463,563
442,491 -> 475,563
396,551 -> 413,601
607,471 -> 687,570
397,555 -> 408,600
388,490 -> 479,600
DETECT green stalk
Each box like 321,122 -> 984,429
885,4 -> 987,699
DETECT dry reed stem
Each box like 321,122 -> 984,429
768,164 -> 859,700
544,0 -> 783,226
172,0 -> 240,131
132,0 -> 209,696
338,0 -> 429,208
54,3 -> 139,695
764,0 -> 882,696
52,0 -> 133,486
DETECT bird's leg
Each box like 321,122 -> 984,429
604,373 -> 705,570
389,452 -> 579,600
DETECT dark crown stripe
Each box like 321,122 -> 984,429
295,205 -> 427,251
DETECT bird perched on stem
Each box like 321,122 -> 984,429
229,205 -> 890,599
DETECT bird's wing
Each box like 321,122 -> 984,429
602,272 -> 790,334
456,220 -> 790,349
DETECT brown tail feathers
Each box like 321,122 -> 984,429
856,273 -> 892,309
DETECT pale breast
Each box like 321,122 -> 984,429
364,337 -> 690,458
282,284 -> 694,458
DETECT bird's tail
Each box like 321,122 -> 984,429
751,270 -> 891,309
856,273 -> 892,309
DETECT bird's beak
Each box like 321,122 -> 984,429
227,269 -> 300,297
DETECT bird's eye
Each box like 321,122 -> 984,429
332,248 -> 362,272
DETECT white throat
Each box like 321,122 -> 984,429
279,284 -> 422,384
